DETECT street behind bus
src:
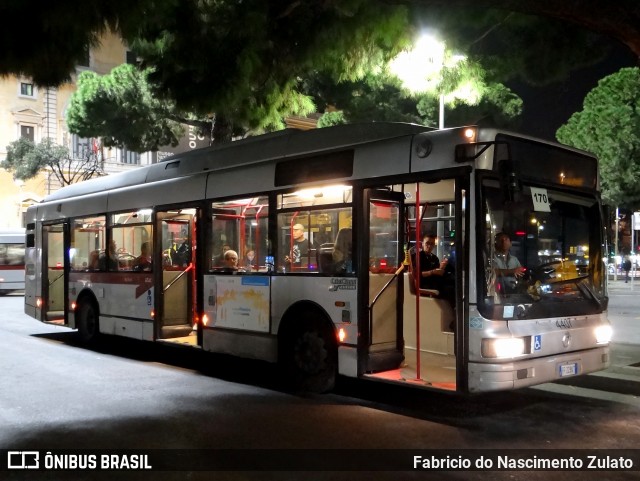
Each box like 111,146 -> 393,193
1,284 -> 640,481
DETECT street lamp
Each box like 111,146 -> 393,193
390,34 -> 472,129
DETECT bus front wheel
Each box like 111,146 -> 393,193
77,300 -> 100,344
280,311 -> 337,393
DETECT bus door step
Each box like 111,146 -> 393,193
160,324 -> 194,339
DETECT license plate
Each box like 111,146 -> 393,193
559,363 -> 578,377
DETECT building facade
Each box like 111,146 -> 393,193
0,31 -> 154,228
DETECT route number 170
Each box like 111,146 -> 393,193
530,187 -> 551,212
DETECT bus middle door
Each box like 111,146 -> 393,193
156,209 -> 198,343
363,189 -> 405,373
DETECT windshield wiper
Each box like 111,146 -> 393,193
577,279 -> 603,310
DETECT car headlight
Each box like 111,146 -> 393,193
482,337 -> 528,358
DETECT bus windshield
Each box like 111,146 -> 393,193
480,179 -> 606,320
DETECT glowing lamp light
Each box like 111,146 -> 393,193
515,230 -> 526,237
482,337 -> 526,358
36,298 -> 42,308
463,128 -> 476,140
202,314 -> 209,326
71,302 -> 76,311
338,328 -> 347,343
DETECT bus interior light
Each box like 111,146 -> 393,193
292,184 -> 351,200
481,337 -> 526,358
595,324 -> 612,344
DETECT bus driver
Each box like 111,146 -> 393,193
493,232 -> 526,291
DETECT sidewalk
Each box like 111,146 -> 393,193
608,276 -> 639,291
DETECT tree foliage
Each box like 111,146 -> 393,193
1,138 -> 103,186
420,7 -> 612,87
67,65 -> 186,152
556,67 -> 640,208
2,0 -> 638,89
307,58 -> 522,129
128,0 -> 409,139
0,0 -> 148,86
306,71 -> 422,126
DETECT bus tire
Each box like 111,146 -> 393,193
77,300 -> 100,344
280,310 -> 337,393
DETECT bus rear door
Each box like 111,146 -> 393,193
41,222 -> 68,324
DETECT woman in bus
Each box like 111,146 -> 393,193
243,248 -> 256,270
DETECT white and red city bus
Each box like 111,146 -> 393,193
24,123 -> 612,393
0,228 -> 25,295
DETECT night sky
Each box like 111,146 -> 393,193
508,43 -> 638,141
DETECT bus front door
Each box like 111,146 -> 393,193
41,223 -> 68,324
364,189 -> 404,372
156,209 -> 199,344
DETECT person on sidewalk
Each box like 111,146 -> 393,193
622,256 -> 632,283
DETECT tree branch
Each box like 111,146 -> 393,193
165,114 -> 212,132
380,0 -> 640,59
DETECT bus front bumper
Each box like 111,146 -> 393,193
468,346 -> 610,393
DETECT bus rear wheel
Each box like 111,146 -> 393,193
281,312 -> 337,393
77,300 -> 100,344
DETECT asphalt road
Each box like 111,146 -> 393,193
1,293 -> 639,481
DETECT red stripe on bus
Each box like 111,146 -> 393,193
0,265 -> 25,270
69,271 -> 154,299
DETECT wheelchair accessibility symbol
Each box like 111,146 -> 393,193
534,335 -> 542,351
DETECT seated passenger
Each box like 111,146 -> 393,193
88,250 -> 100,270
217,249 -> 244,273
332,228 -> 353,275
98,239 -> 118,271
244,249 -> 256,270
413,235 -> 447,291
133,242 -> 152,271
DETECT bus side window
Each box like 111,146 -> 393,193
71,215 -> 106,271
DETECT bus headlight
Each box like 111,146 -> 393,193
482,337 -> 527,358
595,324 -> 612,344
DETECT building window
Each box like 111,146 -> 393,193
19,82 -> 35,98
20,125 -> 35,142
71,135 -> 91,159
122,147 -> 140,165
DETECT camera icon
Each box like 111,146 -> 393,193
7,451 -> 39,469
